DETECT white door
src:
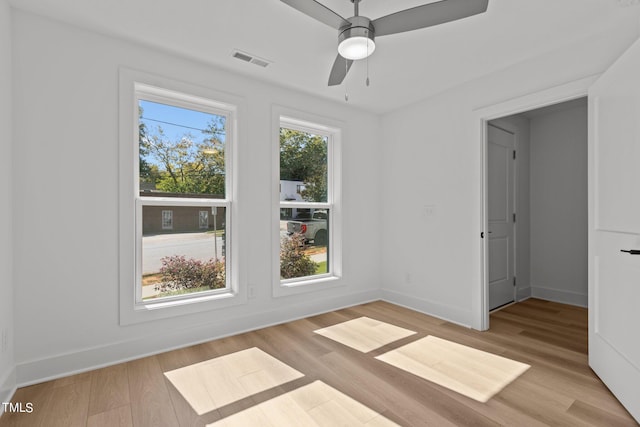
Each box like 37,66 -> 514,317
589,38 -> 640,422
487,124 -> 515,310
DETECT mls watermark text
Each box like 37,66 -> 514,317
2,402 -> 34,414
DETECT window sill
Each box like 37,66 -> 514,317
121,289 -> 245,325
136,290 -> 236,311
273,274 -> 343,298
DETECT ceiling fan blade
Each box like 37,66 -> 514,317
372,0 -> 489,37
281,0 -> 350,30
328,54 -> 353,86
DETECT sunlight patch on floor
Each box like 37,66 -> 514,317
376,335 -> 530,402
208,380 -> 399,426
314,317 -> 417,352
164,347 -> 304,415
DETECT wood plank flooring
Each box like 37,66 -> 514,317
1,299 -> 637,426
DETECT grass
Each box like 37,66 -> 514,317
315,261 -> 327,274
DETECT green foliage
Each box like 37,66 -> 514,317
315,261 -> 327,275
280,128 -> 327,202
139,115 -> 226,196
300,163 -> 327,204
156,255 -> 225,293
280,233 -> 318,279
138,106 -> 153,182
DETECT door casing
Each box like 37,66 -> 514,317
473,75 -> 598,331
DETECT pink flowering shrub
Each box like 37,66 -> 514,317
280,233 -> 318,279
156,255 -> 225,292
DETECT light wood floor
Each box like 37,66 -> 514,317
1,299 -> 638,426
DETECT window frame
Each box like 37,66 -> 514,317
272,107 -> 343,297
119,68 -> 245,325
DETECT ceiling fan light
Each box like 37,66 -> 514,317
338,36 -> 376,60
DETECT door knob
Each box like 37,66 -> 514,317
620,249 -> 640,255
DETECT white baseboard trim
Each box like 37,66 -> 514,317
380,289 -> 473,328
516,287 -> 532,301
16,290 -> 380,387
530,286 -> 587,307
0,366 -> 17,416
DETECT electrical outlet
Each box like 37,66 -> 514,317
405,273 -> 412,284
248,286 -> 256,299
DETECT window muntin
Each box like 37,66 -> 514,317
136,91 -> 232,304
279,121 -> 334,283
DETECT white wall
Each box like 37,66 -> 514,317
0,0 -> 16,407
489,115 -> 531,302
529,102 -> 588,306
11,10 -> 383,385
380,25 -> 639,326
280,180 -> 304,202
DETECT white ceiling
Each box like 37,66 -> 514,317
9,0 -> 640,114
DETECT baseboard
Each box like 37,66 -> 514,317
516,287 -> 532,301
380,289 -> 473,328
530,286 -> 587,307
0,366 -> 17,417
16,290 -> 380,387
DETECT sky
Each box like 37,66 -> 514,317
139,99 -> 226,144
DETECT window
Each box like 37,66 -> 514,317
136,88 -> 233,306
274,110 -> 342,295
162,210 -> 174,230
119,68 -> 244,324
199,210 -> 209,229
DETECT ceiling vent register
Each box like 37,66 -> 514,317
231,50 -> 272,68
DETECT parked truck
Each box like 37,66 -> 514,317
286,210 -> 328,245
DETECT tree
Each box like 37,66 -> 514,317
138,106 -> 155,183
300,163 -> 327,204
279,128 -> 327,202
139,116 -> 226,196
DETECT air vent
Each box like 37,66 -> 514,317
231,50 -> 272,68
232,51 -> 252,62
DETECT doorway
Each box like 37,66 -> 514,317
483,96 -> 588,323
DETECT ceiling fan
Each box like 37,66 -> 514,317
281,0 -> 489,86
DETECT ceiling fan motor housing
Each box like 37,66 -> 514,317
338,16 -> 376,60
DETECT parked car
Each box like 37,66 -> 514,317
286,210 -> 328,245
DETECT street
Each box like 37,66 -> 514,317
142,232 -> 223,275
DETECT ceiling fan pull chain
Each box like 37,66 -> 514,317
366,29 -> 370,87
345,59 -> 349,102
